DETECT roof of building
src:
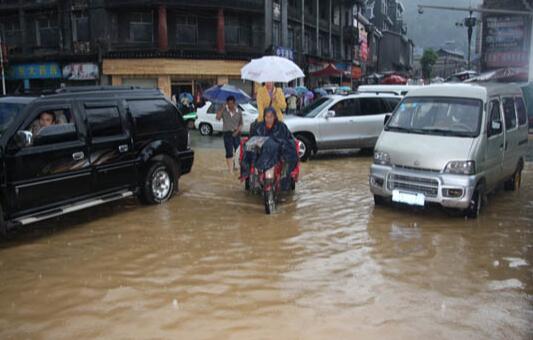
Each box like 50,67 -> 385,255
104,49 -> 263,61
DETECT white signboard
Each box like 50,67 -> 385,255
63,63 -> 99,80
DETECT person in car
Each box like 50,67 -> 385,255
31,111 -> 56,135
216,95 -> 243,174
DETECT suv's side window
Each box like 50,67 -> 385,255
359,98 -> 388,115
331,99 -> 360,117
86,105 -> 123,138
515,97 -> 527,126
502,97 -> 517,130
488,99 -> 503,137
22,108 -> 77,146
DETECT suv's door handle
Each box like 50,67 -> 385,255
72,151 -> 85,161
118,144 -> 129,153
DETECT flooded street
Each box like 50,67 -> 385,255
0,134 -> 532,339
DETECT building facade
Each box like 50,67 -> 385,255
432,48 -> 467,79
0,0 -> 360,96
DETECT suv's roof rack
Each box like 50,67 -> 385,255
54,86 -> 154,94
356,90 -> 401,96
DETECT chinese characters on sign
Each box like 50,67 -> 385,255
275,47 -> 294,61
483,15 -> 529,68
10,63 -> 62,80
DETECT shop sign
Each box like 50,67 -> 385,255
483,15 -> 529,68
63,63 -> 99,80
9,63 -> 61,80
359,29 -> 368,62
275,46 -> 294,61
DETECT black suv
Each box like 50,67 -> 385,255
0,86 -> 194,233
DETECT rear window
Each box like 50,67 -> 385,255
515,97 -> 527,126
128,99 -> 183,134
502,97 -> 517,130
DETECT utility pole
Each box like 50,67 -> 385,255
418,4 -> 533,82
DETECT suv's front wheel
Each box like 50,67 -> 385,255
141,156 -> 177,204
295,135 -> 312,161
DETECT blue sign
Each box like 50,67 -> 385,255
275,47 -> 294,61
9,63 -> 62,80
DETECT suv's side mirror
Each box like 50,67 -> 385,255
384,114 -> 392,125
14,130 -> 33,148
326,110 -> 335,119
489,121 -> 502,136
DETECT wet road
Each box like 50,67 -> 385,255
0,133 -> 532,339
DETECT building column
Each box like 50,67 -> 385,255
158,75 -> 171,98
217,8 -> 225,53
111,76 -> 122,86
339,2 -> 345,60
328,0 -> 332,57
265,0 -> 273,50
217,76 -> 229,85
281,0 -> 289,46
18,5 -> 28,54
316,0 -> 319,54
301,0 -> 305,57
158,5 -> 168,50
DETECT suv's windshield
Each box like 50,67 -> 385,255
386,97 -> 482,137
0,101 -> 27,137
303,97 -> 334,118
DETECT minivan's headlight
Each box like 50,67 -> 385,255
373,151 -> 391,166
444,161 -> 475,175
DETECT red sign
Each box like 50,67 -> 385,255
359,29 -> 368,62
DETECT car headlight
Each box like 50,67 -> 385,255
373,151 -> 391,166
444,161 -> 475,175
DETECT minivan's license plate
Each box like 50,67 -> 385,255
392,190 -> 425,206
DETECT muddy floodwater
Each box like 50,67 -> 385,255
1,137 -> 532,339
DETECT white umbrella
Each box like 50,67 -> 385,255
241,56 -> 305,83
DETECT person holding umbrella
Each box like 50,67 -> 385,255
216,96 -> 243,174
256,82 -> 287,122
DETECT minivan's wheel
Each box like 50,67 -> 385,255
465,185 -> 483,219
296,135 -> 312,162
373,194 -> 386,206
199,123 -> 213,136
141,156 -> 177,204
186,120 -> 195,130
504,163 -> 523,191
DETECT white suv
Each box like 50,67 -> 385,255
285,93 -> 401,160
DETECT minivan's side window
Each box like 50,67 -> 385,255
515,97 -> 527,126
502,97 -> 517,130
331,99 -> 359,117
359,98 -> 388,115
86,106 -> 123,138
488,99 -> 502,137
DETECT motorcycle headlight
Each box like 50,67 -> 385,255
444,161 -> 475,175
373,151 -> 391,166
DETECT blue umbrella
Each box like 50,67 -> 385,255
313,88 -> 327,96
295,86 -> 308,96
338,86 -> 352,92
203,84 -> 251,104
284,87 -> 297,97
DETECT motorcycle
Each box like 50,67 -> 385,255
239,136 -> 300,214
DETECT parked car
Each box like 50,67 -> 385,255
195,101 -> 258,136
370,83 -> 529,218
284,93 -> 402,161
0,86 -> 194,233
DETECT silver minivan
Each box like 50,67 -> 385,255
370,83 -> 529,218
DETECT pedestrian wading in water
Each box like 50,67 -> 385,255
216,95 -> 243,174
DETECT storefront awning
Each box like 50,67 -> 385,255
310,64 -> 343,78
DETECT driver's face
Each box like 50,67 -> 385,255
39,113 -> 54,127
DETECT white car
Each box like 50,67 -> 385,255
195,101 -> 258,136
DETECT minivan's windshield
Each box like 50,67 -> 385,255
386,97 -> 482,137
302,97 -> 333,118
0,100 -> 27,137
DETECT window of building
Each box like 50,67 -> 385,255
273,22 -> 281,46
288,26 -> 294,49
333,5 -> 340,25
72,12 -> 89,42
176,15 -> 197,44
129,12 -> 153,42
198,17 -> 216,45
304,32 -> 310,53
35,16 -> 59,48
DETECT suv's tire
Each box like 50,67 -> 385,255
199,123 -> 213,136
504,163 -> 523,191
373,194 -> 386,206
141,156 -> 177,204
296,135 -> 312,162
465,185 -> 483,219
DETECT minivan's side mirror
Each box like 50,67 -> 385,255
384,114 -> 392,125
326,110 -> 335,119
489,121 -> 502,136
14,130 -> 33,148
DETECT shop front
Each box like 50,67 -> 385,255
102,58 -> 251,101
8,62 -> 62,93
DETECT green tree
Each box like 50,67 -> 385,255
420,49 -> 438,81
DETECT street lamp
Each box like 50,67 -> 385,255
455,11 -> 478,70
